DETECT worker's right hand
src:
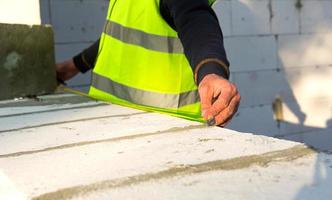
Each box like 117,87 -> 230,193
55,59 -> 79,82
199,74 -> 241,127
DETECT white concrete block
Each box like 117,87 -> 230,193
278,33 -> 332,68
232,70 -> 297,107
70,154 -> 332,200
279,133 -> 303,144
1,94 -> 330,200
0,104 -> 144,132
225,35 -> 278,72
301,0 -> 332,34
303,127 -> 332,151
228,105 -> 279,137
280,127 -> 332,152
279,96 -> 332,136
271,0 -> 300,34
232,66 -> 332,135
285,66 -> 332,99
0,94 -> 101,117
55,43 -> 93,63
0,112 -> 195,156
279,102 -> 315,137
0,101 -> 303,200
39,0 -> 51,24
50,0 -> 109,43
283,66 -> 332,129
213,0 -> 232,37
0,0 -> 41,25
231,0 -> 271,36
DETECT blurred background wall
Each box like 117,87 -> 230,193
0,0 -> 41,24
0,0 -> 331,150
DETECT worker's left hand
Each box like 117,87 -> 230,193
198,74 -> 241,127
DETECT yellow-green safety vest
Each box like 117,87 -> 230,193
89,0 -> 216,122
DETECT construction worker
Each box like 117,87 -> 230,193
56,0 -> 241,127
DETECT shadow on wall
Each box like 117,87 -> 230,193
213,0 -> 332,151
39,0 -> 331,149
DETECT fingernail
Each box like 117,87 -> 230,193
207,117 -> 216,126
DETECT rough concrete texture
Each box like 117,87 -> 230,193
0,23 -> 57,100
0,94 -> 331,200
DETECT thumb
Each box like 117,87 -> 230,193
199,85 -> 214,120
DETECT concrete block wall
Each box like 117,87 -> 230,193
40,0 -> 109,91
213,0 -> 332,150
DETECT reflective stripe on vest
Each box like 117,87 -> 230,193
88,0 -> 217,121
92,73 -> 199,108
104,20 -> 183,54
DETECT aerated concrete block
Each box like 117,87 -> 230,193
224,35 -> 278,72
278,34 -> 332,68
213,0 -> 232,37
300,0 -> 332,34
231,0 -> 271,36
271,0 -> 300,34
228,105 -> 279,137
50,0 -> 109,43
0,23 -> 57,100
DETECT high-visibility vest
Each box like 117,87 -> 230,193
89,0 -> 216,122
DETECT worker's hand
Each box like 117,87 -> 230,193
55,59 -> 79,82
198,74 -> 241,127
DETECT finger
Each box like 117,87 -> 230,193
199,85 -> 214,119
214,94 -> 241,125
219,102 -> 240,128
210,86 -> 237,117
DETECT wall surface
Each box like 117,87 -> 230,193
0,0 -> 41,24
1,94 -> 331,200
212,0 -> 332,150
39,0 -> 109,91
1,0 -> 331,149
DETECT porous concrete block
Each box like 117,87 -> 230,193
300,0 -> 332,34
232,69 -> 297,107
284,66 -> 332,99
231,0 -> 271,36
302,127 -> 332,151
0,23 -> 57,100
2,94 -> 332,199
278,33 -> 332,68
50,0 -> 109,43
213,0 -> 232,37
271,0 -> 300,34
280,66 -> 332,135
280,127 -> 332,152
228,105 -> 279,137
278,101 -> 315,136
39,0 -> 52,24
225,35 -> 278,72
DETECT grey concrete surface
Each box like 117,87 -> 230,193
0,94 -> 332,200
0,23 -> 57,100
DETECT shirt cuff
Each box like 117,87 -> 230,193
73,53 -> 91,74
195,59 -> 230,85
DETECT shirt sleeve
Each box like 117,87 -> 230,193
73,39 -> 100,73
160,0 -> 230,84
